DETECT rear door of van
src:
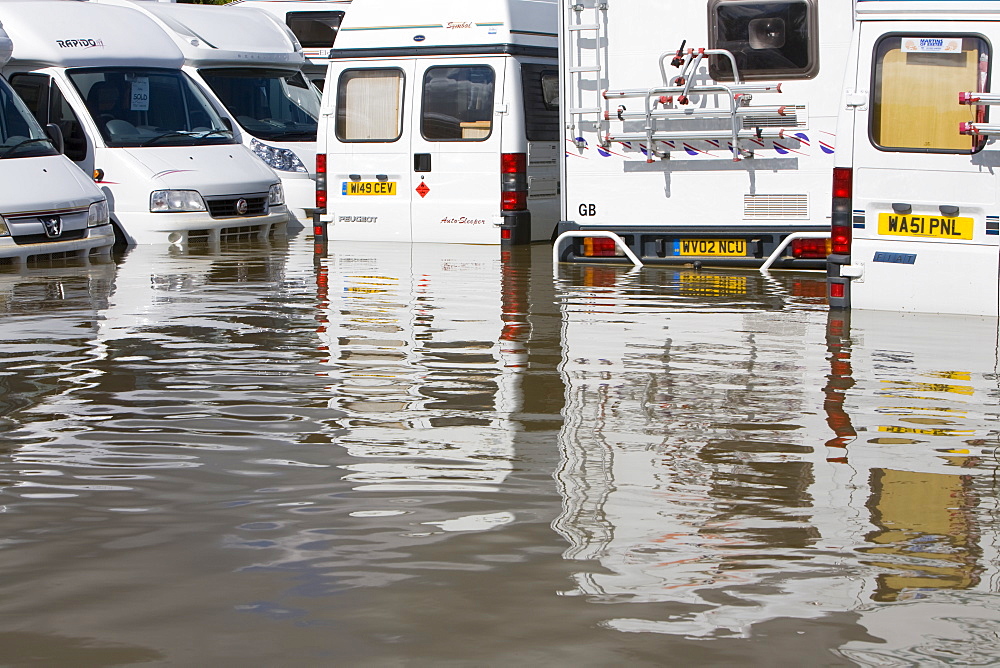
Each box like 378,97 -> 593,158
409,56 -> 507,244
328,60 -> 414,242
850,23 -> 1000,316
327,56 -> 506,243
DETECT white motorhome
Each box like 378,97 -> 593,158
225,0 -> 351,90
827,0 -> 1000,316
96,0 -> 320,226
315,0 -> 561,245
0,0 -> 288,246
554,0 -> 854,269
0,21 -> 114,263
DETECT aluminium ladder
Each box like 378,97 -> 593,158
564,0 -> 608,148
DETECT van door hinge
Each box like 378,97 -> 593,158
495,104 -> 509,115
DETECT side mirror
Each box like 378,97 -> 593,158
221,117 -> 233,133
44,123 -> 65,154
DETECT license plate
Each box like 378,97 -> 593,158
676,239 -> 747,256
342,181 -> 397,196
877,213 -> 973,240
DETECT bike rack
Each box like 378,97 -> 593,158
600,47 -> 790,162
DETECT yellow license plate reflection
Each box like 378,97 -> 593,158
676,239 -> 746,256
343,181 -> 397,196
679,272 -> 748,295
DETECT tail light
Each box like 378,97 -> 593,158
582,237 -> 623,258
791,237 -> 831,259
831,167 -> 852,255
501,153 -> 527,211
316,153 -> 327,212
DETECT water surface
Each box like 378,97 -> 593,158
0,238 -> 998,665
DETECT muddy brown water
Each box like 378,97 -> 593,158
0,235 -> 998,666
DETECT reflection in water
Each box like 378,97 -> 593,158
2,242 -> 1000,663
322,242 -> 525,495
554,268 -> 1000,658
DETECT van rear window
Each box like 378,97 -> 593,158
336,69 -> 404,142
420,66 -> 495,142
709,0 -> 817,81
871,35 -> 989,153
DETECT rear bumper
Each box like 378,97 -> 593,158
555,221 -> 829,268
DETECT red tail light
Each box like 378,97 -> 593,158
832,167 -> 852,200
501,153 -> 527,211
582,237 -> 622,258
791,237 -> 831,259
316,153 -> 327,211
831,167 -> 853,254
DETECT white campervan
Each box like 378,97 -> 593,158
315,0 -> 561,245
96,0 -> 320,225
828,0 -> 1000,316
0,21 -> 114,263
0,0 -> 288,246
555,0 -> 854,269
225,0 -> 351,90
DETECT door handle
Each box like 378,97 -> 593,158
414,153 -> 431,172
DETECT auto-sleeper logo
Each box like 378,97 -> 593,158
56,39 -> 105,49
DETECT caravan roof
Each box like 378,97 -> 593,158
0,1 -> 183,69
331,0 -> 556,56
104,1 -> 306,69
856,0 -> 1000,18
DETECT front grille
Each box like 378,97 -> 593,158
744,194 -> 809,219
12,229 -> 87,245
206,196 -> 268,219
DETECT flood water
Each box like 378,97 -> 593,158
1,234 -> 999,666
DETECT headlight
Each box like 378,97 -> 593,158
150,190 -> 206,213
268,183 -> 285,206
87,199 -> 110,227
0,215 -> 8,237
251,138 -> 307,173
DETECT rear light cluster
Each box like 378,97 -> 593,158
501,153 -> 527,211
316,153 -> 327,212
582,236 -> 624,258
830,167 -> 852,255
790,237 -> 831,259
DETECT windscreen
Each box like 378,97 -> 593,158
0,78 -> 58,159
200,68 -> 320,142
68,67 -> 235,148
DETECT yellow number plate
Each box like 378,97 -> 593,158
676,239 -> 747,256
877,213 -> 973,240
343,181 -> 397,196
